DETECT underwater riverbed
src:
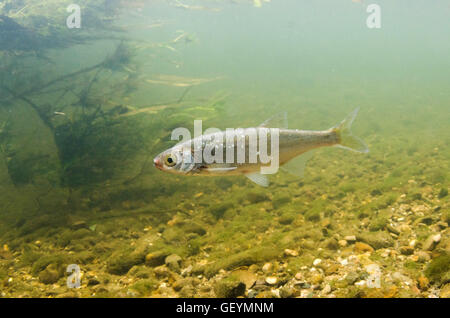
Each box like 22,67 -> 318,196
0,0 -> 449,298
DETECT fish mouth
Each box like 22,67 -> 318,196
153,157 -> 163,170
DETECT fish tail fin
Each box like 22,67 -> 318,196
332,108 -> 369,153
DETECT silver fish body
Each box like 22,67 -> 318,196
154,108 -> 368,186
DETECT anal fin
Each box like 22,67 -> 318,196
245,173 -> 269,187
281,151 -> 315,178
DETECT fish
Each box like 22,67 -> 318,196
153,108 -> 369,187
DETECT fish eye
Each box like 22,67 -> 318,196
164,154 -> 177,167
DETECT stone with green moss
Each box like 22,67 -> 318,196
424,254 -> 450,285
214,275 -> 246,298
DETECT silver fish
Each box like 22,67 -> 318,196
154,108 -> 368,186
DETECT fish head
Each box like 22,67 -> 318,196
153,145 -> 195,174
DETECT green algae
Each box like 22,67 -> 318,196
425,254 -> 450,285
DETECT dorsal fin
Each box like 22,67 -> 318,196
259,112 -> 288,129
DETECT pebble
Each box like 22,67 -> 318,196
265,276 -> 278,285
322,284 -> 331,295
354,242 -> 374,253
312,259 -> 322,266
284,249 -> 299,257
399,246 -> 414,255
344,235 -> 356,243
416,251 -> 431,263
422,234 -> 441,251
165,254 -> 182,273
418,276 -> 429,290
262,263 -> 272,273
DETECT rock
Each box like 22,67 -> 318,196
165,254 -> 182,273
107,251 -> 144,275
422,234 -> 441,251
313,259 -> 322,266
416,251 -> 431,263
354,242 -> 374,253
424,254 -> 450,284
272,193 -> 291,209
338,240 -> 347,248
344,235 -> 356,243
294,272 -> 303,280
310,273 -> 323,285
438,188 -> 448,199
392,272 -> 413,285
324,238 -> 339,250
357,232 -> 394,249
214,276 -> 246,298
284,249 -> 299,257
440,284 -> 450,298
322,284 -> 332,295
418,276 -> 429,290
345,272 -> 360,285
181,265 -> 193,277
247,191 -> 269,204
172,278 -> 194,292
399,246 -> 414,255
386,224 -> 400,235
145,252 -> 168,267
39,265 -> 61,285
154,266 -> 172,279
87,278 -> 100,286
262,263 -> 272,273
232,270 -> 257,289
70,220 -> 88,230
265,276 -> 277,285
279,286 -> 294,298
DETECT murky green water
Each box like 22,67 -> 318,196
0,0 -> 448,298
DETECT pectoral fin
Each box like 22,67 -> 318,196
245,173 -> 269,187
205,167 -> 237,173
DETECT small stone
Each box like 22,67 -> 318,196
265,276 -> 278,285
39,265 -> 61,285
71,220 -> 88,230
232,270 -> 257,289
322,284 -> 331,295
422,234 -> 441,251
284,249 -> 299,257
417,251 -> 431,263
345,272 -> 360,285
418,276 -> 429,290
344,235 -> 356,243
354,242 -> 374,253
214,276 -> 246,298
386,224 -> 400,235
310,273 -> 323,285
338,240 -> 347,247
313,259 -> 322,266
145,252 -> 167,267
262,263 -> 272,273
165,254 -> 182,273
440,284 -> 450,298
399,246 -> 414,255
279,286 -> 294,298
294,272 -> 303,280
